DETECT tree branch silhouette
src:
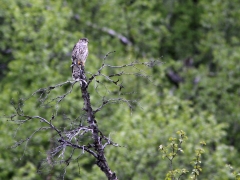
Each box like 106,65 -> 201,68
8,53 -> 161,179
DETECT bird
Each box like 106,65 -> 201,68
72,64 -> 82,81
71,38 -> 89,81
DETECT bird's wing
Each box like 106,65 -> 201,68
71,44 -> 78,62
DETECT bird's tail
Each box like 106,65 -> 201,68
71,64 -> 86,87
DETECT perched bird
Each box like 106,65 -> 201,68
71,38 -> 89,81
72,65 -> 82,81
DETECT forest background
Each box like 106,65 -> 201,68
0,0 -> 240,179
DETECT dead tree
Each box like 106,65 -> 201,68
9,52 -> 161,179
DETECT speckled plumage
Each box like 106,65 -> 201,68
72,65 -> 81,81
71,38 -> 88,81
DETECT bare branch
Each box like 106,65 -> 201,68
103,51 -> 116,61
87,59 -> 162,87
87,22 -> 132,45
9,53 -> 158,180
11,126 -> 51,160
93,97 -> 137,114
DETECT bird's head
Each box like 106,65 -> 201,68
80,38 -> 89,45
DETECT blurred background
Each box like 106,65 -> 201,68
0,0 -> 240,179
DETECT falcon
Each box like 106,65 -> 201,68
71,38 -> 89,81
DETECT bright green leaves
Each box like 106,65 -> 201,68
159,131 -> 206,180
227,165 -> 240,180
0,0 -> 240,179
190,142 -> 206,180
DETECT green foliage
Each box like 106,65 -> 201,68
101,91 -> 230,179
0,0 -> 240,179
190,141 -> 206,180
159,131 -> 207,180
227,165 -> 240,180
159,130 -> 189,180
